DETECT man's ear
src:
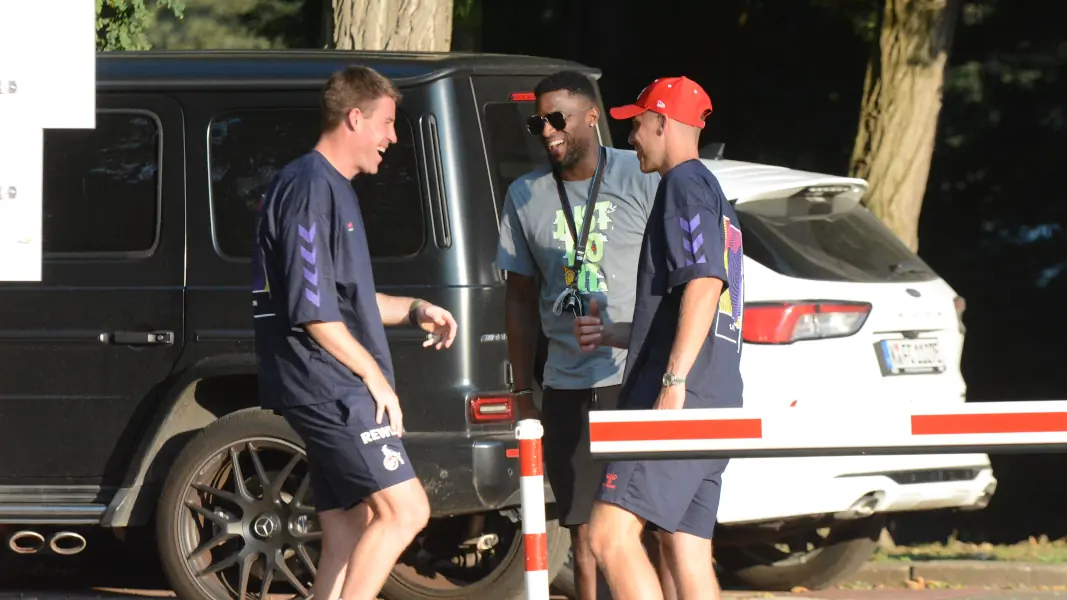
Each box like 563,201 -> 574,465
346,108 -> 362,131
587,105 -> 600,127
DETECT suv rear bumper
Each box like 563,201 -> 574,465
717,453 -> 996,526
404,431 -> 554,517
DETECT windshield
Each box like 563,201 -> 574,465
735,194 -> 937,283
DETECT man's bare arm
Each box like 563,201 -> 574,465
376,293 -> 421,326
666,278 -> 725,379
504,273 -> 541,417
602,323 -> 633,349
305,321 -> 392,393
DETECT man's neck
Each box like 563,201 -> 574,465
658,146 -> 699,177
559,144 -> 602,181
314,135 -> 359,180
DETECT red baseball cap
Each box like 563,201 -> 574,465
609,76 -> 713,129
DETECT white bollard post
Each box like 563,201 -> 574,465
515,418 -> 549,600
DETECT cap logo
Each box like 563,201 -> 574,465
656,100 -> 666,109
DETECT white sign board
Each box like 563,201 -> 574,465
0,127 -> 43,282
0,1 -> 96,130
0,1 -> 96,282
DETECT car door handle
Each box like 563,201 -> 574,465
100,331 -> 175,346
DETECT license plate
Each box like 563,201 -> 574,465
878,338 -> 946,375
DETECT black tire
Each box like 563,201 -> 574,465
157,407 -> 321,600
380,513 -> 570,600
715,516 -> 885,591
550,546 -> 577,599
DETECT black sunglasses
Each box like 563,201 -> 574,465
526,111 -> 568,136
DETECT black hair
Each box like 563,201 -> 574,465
533,70 -> 598,103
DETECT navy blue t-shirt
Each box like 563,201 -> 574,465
252,151 -> 394,409
620,158 -> 745,410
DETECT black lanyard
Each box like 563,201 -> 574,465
552,145 -> 607,285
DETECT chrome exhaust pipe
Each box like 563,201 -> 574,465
8,530 -> 45,554
49,531 -> 87,556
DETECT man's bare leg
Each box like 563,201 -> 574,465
643,529 -> 678,600
660,530 -> 720,600
311,503 -> 373,600
589,501 -> 663,600
337,478 -> 431,600
570,523 -> 614,600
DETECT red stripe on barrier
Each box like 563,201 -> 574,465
589,419 -> 763,443
524,532 -> 548,572
519,438 -> 542,477
912,412 -> 1067,435
506,448 -> 519,458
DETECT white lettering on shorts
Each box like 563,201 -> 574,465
360,425 -> 394,444
382,445 -> 405,472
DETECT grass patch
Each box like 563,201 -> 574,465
875,535 -> 1067,563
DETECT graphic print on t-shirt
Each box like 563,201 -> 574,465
553,200 -> 615,292
715,215 -> 744,351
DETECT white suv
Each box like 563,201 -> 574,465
704,152 -> 996,590
551,150 -> 996,597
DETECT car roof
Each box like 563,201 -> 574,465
611,148 -> 869,203
702,159 -> 869,203
95,50 -> 601,90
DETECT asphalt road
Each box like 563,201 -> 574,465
2,539 -> 1065,600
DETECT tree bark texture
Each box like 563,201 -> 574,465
328,0 -> 453,52
849,0 -> 961,252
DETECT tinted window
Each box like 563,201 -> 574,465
42,112 -> 160,254
735,195 -> 937,283
482,102 -> 549,211
209,108 -> 425,259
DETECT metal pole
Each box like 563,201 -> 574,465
516,418 -> 550,600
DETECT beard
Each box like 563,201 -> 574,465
550,133 -> 590,170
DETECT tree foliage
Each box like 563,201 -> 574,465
96,0 -> 185,51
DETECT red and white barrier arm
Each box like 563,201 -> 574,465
515,418 -> 550,600
588,400 -> 1067,461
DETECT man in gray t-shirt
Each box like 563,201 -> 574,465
494,71 -> 659,600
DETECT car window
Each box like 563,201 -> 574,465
41,112 -> 161,255
735,195 -> 937,283
481,101 -> 550,212
208,108 -> 425,260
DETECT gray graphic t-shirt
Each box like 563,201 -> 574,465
495,147 -> 660,390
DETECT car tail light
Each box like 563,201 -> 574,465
743,301 -> 871,344
468,393 -> 515,424
953,295 -> 967,334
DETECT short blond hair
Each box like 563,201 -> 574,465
321,66 -> 402,131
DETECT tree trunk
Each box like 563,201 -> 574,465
327,0 -> 453,52
849,0 -> 961,252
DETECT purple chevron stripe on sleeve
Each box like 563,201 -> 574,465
679,214 -> 701,234
300,245 -> 316,264
303,265 -> 318,286
305,288 -> 321,307
298,222 -> 316,243
692,232 -> 704,254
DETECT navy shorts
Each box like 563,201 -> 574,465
278,397 -> 417,513
596,457 -> 728,540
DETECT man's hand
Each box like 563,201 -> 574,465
367,375 -> 404,437
413,301 -> 458,350
653,383 -> 686,411
574,298 -> 631,351
514,392 -> 541,421
574,298 -> 604,352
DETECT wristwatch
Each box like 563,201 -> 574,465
662,372 -> 686,387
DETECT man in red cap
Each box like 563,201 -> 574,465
574,76 -> 746,600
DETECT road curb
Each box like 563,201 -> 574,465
846,560 -> 1067,588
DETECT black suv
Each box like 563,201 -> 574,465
0,50 -> 595,600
